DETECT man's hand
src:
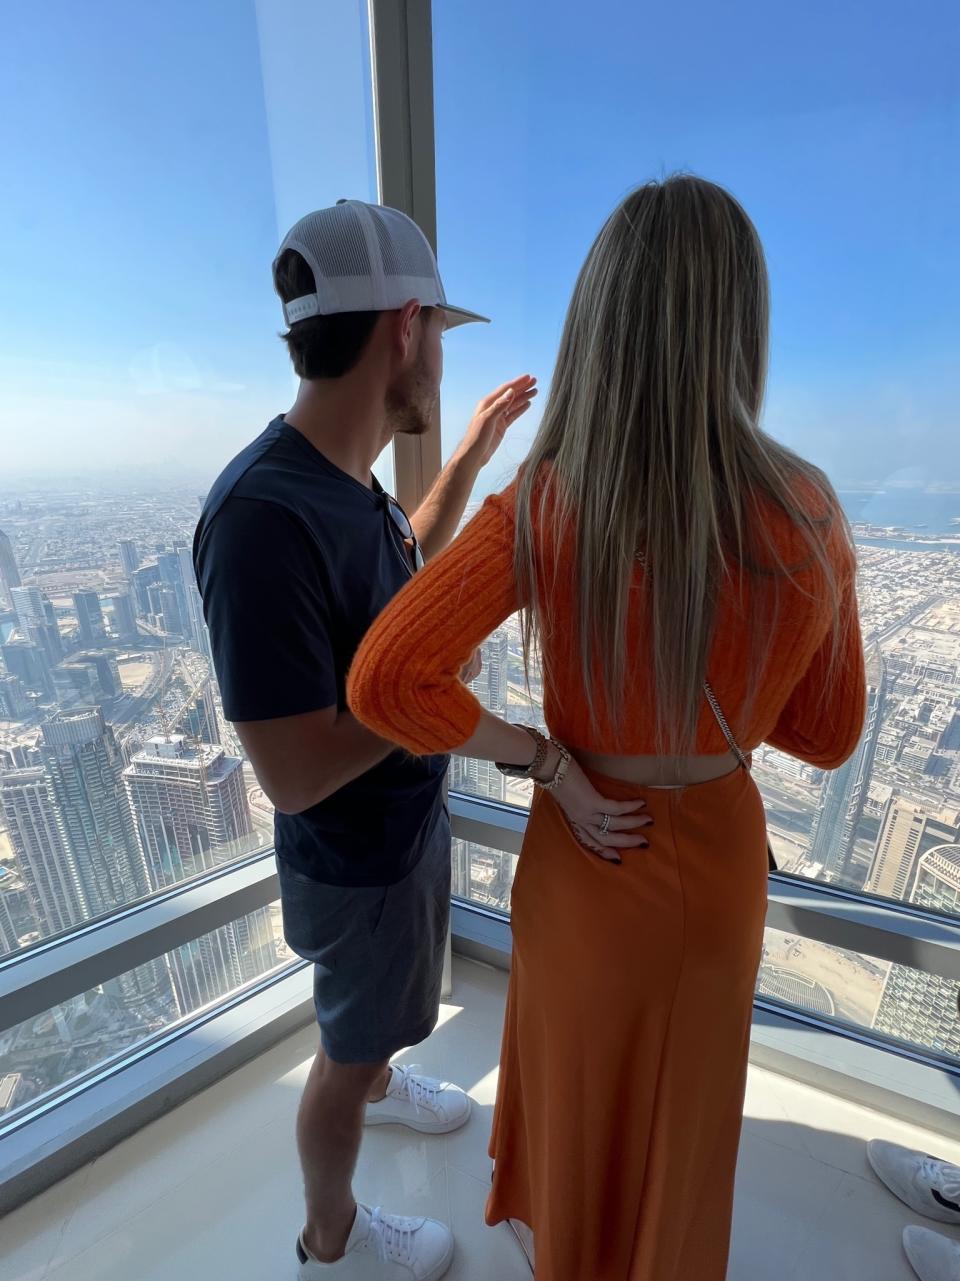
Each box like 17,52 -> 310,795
410,374 -> 538,560
456,375 -> 538,470
460,649 -> 482,684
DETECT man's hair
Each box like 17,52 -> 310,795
273,248 -> 380,379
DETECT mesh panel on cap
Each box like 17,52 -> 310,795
369,206 -> 438,279
289,204 -> 371,279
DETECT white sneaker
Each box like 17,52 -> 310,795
868,1140 -> 960,1224
365,1064 -> 471,1135
296,1203 -> 454,1280
903,1226 -> 960,1281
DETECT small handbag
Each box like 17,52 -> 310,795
703,681 -> 778,873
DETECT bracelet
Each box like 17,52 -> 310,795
536,738 -> 572,792
495,725 -> 548,779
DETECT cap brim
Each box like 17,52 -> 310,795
440,304 -> 490,329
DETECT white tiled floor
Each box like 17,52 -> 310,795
6,957 -> 960,1281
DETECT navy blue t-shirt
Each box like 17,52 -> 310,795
193,417 -> 448,887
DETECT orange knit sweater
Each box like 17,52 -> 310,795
348,479 -> 866,769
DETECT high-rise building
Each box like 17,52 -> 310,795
124,735 -> 269,1010
110,593 -> 138,641
0,673 -> 30,719
451,837 -> 473,900
873,845 -> 960,1056
0,528 -> 21,607
167,906 -> 278,1014
159,548 -> 191,635
177,544 -> 211,659
119,539 -> 140,581
41,708 -> 150,918
0,864 -> 26,953
866,800 -> 960,901
808,647 -> 884,884
0,767 -> 85,936
74,591 -> 106,647
474,629 -> 509,717
179,679 -> 221,745
131,563 -> 160,617
2,641 -> 54,699
449,752 -> 505,803
10,585 -> 45,631
123,735 -> 256,887
148,584 -> 184,636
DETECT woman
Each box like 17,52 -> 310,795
348,176 -> 867,1281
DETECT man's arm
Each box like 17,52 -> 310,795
411,374 -> 536,559
235,707 -> 391,815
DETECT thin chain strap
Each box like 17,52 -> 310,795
703,680 -> 750,770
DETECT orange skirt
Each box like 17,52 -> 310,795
486,766 -> 769,1280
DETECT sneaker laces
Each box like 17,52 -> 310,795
390,1064 -> 440,1113
920,1155 -> 960,1203
369,1207 -> 416,1265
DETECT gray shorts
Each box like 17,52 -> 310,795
276,812 -> 451,1064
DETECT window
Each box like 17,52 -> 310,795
0,0 -> 378,960
0,900 -> 293,1127
433,1 -> 960,934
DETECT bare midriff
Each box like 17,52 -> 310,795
572,748 -> 741,789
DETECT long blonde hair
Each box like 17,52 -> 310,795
516,175 -> 850,752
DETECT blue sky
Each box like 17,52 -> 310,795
0,0 -> 957,496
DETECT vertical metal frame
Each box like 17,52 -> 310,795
368,0 -> 444,509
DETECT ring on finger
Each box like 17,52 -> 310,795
599,813 -> 611,835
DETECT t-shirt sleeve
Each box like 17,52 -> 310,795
195,497 -> 338,723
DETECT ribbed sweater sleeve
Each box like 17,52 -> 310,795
765,545 -> 867,769
348,489 -> 520,755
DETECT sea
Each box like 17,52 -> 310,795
840,489 -> 960,553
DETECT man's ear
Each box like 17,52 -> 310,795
393,299 -> 423,361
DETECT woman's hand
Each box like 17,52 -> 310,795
459,649 -> 482,684
533,745 -> 650,862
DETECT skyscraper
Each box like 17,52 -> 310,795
177,544 -> 211,659
807,647 -> 884,885
10,585 -> 45,631
179,679 -> 221,745
0,673 -> 30,719
0,528 -> 21,607
474,629 -> 509,717
2,640 -> 54,699
873,844 -> 960,1056
159,547 -> 191,636
74,591 -> 106,647
866,800 -> 960,900
119,539 -> 140,580
123,735 -> 269,1011
0,767 -> 85,937
148,584 -> 184,636
40,708 -> 150,918
131,564 -> 161,617
123,735 -> 256,887
110,593 -> 138,641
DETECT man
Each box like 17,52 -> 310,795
868,1140 -> 960,1280
193,200 -> 536,1280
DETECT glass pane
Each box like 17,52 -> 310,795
452,837 -> 518,913
433,0 -> 960,930
0,901 -> 294,1126
760,927 -> 960,1063
0,1 -> 377,959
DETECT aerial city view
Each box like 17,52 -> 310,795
0,478 -> 959,1120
